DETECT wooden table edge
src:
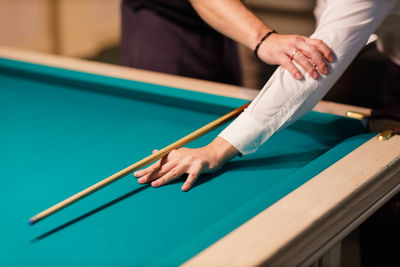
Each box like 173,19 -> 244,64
0,46 -> 371,118
183,135 -> 400,266
0,46 -> 258,100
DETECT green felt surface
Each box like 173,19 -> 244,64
0,58 -> 372,265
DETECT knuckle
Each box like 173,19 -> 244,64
170,169 -> 179,178
293,36 -> 303,42
312,38 -> 323,45
318,41 -> 328,49
282,57 -> 291,65
197,159 -> 206,166
309,46 -> 319,54
185,155 -> 194,162
191,160 -> 202,169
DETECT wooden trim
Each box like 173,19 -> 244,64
183,135 -> 400,266
0,46 -> 372,119
313,101 -> 371,119
0,46 -> 259,100
300,182 -> 400,267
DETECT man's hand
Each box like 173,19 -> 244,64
257,34 -> 334,80
134,137 -> 239,191
190,0 -> 334,80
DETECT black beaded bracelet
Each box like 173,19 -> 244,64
254,30 -> 277,59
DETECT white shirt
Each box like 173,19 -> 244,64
219,0 -> 400,155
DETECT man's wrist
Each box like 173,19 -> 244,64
208,137 -> 239,165
254,30 -> 277,59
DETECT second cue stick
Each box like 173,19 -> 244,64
29,102 -> 250,225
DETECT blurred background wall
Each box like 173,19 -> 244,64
0,0 -> 120,57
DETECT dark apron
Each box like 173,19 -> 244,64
121,0 -> 243,86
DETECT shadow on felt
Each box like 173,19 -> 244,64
31,148 -> 325,241
31,184 -> 151,242
192,148 -> 328,188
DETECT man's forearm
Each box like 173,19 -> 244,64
189,0 -> 271,50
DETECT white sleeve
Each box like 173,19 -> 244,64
219,0 -> 396,155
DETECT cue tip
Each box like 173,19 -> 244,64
28,219 -> 35,226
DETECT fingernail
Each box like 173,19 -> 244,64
152,181 -> 159,187
312,70 -> 319,79
323,66 -> 329,74
295,73 -> 302,80
329,54 -> 334,62
138,178 -> 145,183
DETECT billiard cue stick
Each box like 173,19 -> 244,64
28,102 -> 250,225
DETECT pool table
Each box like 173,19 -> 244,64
1,47 -> 399,266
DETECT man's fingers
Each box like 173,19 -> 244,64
182,172 -> 200,192
296,41 -> 328,76
181,163 -> 203,192
306,38 -> 334,62
293,51 -> 319,79
151,161 -> 189,187
138,160 -> 177,184
282,57 -> 303,80
134,159 -> 161,178
134,148 -> 176,178
133,147 -> 214,191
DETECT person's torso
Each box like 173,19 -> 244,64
124,0 -> 213,31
